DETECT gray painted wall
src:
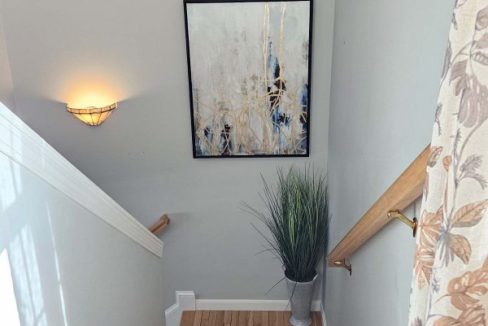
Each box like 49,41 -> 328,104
324,0 -> 453,325
0,152 -> 164,326
0,12 -> 14,109
0,0 -> 334,311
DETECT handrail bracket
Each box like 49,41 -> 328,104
333,258 -> 352,276
149,214 -> 170,236
387,210 -> 417,237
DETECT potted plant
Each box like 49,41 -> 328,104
245,166 -> 329,326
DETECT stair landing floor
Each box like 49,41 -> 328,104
181,311 -> 322,326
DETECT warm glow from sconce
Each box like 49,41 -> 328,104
65,84 -> 120,126
67,91 -> 115,109
67,103 -> 117,126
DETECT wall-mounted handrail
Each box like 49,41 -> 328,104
149,214 -> 170,235
327,145 -> 431,272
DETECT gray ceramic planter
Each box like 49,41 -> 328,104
286,274 -> 318,326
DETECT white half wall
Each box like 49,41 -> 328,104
0,103 -> 165,325
0,103 -> 163,257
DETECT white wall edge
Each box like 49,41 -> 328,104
0,102 -> 163,257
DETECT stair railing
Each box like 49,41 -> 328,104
327,145 -> 431,274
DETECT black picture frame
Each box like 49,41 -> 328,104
184,0 -> 313,158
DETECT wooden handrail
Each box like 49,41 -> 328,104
149,214 -> 170,235
327,145 -> 431,270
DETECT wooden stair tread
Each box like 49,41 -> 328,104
181,311 -> 322,326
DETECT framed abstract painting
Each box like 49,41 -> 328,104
184,0 -> 313,158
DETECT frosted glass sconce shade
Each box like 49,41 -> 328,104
66,103 -> 117,126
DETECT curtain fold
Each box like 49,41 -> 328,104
408,1 -> 488,325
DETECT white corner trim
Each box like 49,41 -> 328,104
195,299 -> 322,312
165,291 -> 196,326
0,103 -> 163,257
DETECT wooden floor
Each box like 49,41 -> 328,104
181,311 -> 322,326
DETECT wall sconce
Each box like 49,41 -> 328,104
66,102 -> 117,126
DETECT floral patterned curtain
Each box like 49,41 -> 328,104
408,1 -> 488,325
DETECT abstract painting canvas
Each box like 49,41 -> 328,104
184,0 -> 312,158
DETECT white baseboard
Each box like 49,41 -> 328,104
195,299 -> 322,312
165,291 -> 196,326
165,291 -> 325,326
